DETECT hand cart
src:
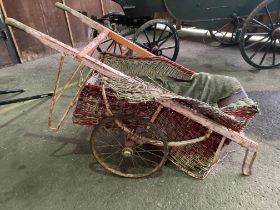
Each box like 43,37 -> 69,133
5,2 -> 260,179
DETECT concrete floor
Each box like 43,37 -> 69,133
0,32 -> 280,210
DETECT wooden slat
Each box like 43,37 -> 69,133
63,0 -> 103,48
0,0 -> 22,63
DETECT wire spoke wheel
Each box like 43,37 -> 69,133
133,19 -> 179,61
240,0 -> 280,69
90,115 -> 168,178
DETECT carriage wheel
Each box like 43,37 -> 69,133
240,0 -> 280,69
91,13 -> 134,56
133,19 -> 179,61
209,16 -> 255,46
209,18 -> 241,46
90,114 -> 168,178
93,30 -> 134,55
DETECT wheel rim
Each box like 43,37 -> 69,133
91,115 -> 168,178
240,0 -> 280,69
133,20 -> 179,61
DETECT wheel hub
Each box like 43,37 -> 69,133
272,28 -> 280,39
151,46 -> 162,56
122,147 -> 133,157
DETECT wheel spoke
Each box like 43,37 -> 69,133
245,35 -> 269,49
101,38 -> 112,45
104,128 -> 123,147
158,32 -> 173,44
135,41 -> 150,50
159,45 -> 176,50
96,144 -> 121,148
249,38 -> 270,60
130,155 -> 136,168
133,153 -> 150,167
265,6 -> 274,27
273,39 -> 277,65
153,23 -> 157,44
95,139 -> 113,147
118,44 -> 122,52
117,157 -> 124,169
134,152 -> 158,166
252,18 -> 272,31
215,22 -> 232,33
106,40 -> 115,51
113,43 -> 117,53
102,149 -> 122,161
136,147 -> 163,159
158,33 -> 174,46
143,30 -> 152,47
157,25 -> 167,44
260,39 -> 273,65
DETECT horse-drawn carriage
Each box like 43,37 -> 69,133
99,0 -> 280,69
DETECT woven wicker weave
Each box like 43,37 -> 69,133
73,54 -> 258,179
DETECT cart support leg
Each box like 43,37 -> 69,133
212,136 -> 226,164
242,149 -> 257,176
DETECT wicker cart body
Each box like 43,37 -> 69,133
73,54 -> 258,179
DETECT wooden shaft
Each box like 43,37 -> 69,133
54,2 -> 154,57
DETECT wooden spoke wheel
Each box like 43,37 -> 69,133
90,114 -> 168,178
209,18 -> 241,46
91,29 -> 134,56
209,16 -> 255,46
133,19 -> 180,61
240,0 -> 280,69
91,13 -> 135,56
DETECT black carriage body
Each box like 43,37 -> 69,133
113,0 -> 165,18
113,0 -> 267,28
